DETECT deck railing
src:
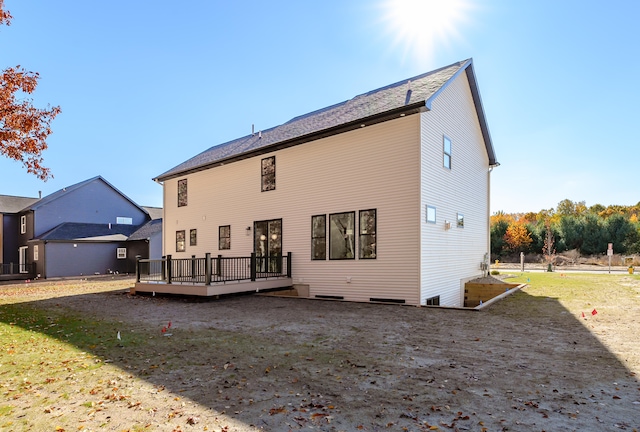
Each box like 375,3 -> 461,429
136,252 -> 291,285
0,262 -> 35,276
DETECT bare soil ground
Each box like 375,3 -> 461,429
1,275 -> 639,431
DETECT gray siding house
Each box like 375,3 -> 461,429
5,176 -> 158,279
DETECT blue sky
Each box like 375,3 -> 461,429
2,0 -> 638,213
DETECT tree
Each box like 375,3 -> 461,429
503,222 -> 533,254
541,219 -> 556,270
0,2 -> 60,180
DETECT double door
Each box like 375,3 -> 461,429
253,219 -> 282,273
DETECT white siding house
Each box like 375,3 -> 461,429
152,59 -> 498,307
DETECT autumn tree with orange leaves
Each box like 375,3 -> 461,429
503,222 -> 533,253
0,1 -> 60,180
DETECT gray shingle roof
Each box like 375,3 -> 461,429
35,223 -> 140,241
128,218 -> 162,241
0,195 -> 39,213
155,59 -> 496,182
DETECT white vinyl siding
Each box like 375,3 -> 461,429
420,71 -> 490,306
162,116 -> 422,304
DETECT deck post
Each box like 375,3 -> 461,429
250,252 -> 256,281
217,255 -> 222,277
191,255 -> 196,279
135,256 -> 141,283
287,252 -> 292,278
205,253 -> 211,285
166,254 -> 172,284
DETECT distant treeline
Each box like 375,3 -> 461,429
491,199 -> 640,259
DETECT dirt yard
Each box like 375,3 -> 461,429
1,274 -> 639,431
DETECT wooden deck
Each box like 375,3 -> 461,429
132,277 -> 293,297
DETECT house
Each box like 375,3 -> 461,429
151,59 -> 498,306
0,194 -> 40,277
4,176 -> 159,279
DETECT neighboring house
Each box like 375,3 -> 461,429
0,194 -> 39,275
153,59 -> 498,307
2,176 -> 161,279
129,217 -> 163,260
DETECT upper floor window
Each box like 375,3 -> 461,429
443,136 -> 452,169
261,156 -> 275,191
359,209 -> 377,259
176,230 -> 185,252
219,225 -> 231,250
329,212 -> 355,260
177,179 -> 188,207
311,215 -> 326,260
190,229 -> 197,246
457,213 -> 464,228
116,217 -> 133,225
20,215 -> 26,234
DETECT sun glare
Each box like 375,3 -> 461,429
380,0 -> 474,66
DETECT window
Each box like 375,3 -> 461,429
457,213 -> 464,228
311,215 -> 326,260
219,225 -> 231,250
190,229 -> 197,246
33,245 -> 39,261
20,215 -> 26,234
329,212 -> 355,260
426,205 -> 436,223
359,209 -> 376,259
443,136 -> 452,169
425,295 -> 440,306
177,179 -> 188,207
117,248 -> 127,259
176,230 -> 185,252
116,217 -> 133,225
261,156 -> 275,191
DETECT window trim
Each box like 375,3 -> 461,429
190,229 -> 197,246
117,247 -> 127,259
20,215 -> 26,234
261,156 -> 276,192
176,230 -> 186,252
219,225 -> 231,250
177,179 -> 188,207
329,211 -> 356,260
426,205 -> 436,224
311,214 -> 327,260
457,213 -> 464,228
359,209 -> 377,259
443,135 -> 452,169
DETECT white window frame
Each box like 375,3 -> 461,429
426,205 -> 436,224
116,217 -> 133,225
33,245 -> 39,261
443,135 -> 452,169
20,215 -> 26,234
117,248 -> 127,259
18,246 -> 28,273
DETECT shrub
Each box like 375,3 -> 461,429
490,270 -> 500,275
